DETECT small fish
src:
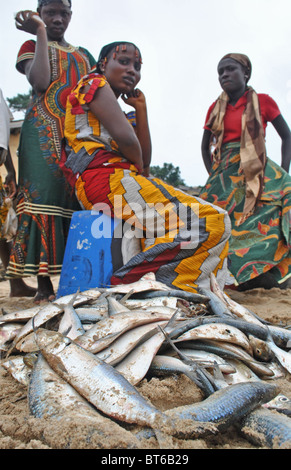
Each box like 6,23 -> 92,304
2,355 -> 33,386
34,328 -> 175,432
132,289 -> 209,304
267,325 -> 291,349
263,395 -> 291,416
167,348 -> 237,375
96,321 -> 168,365
0,323 -> 23,350
266,339 -> 291,374
248,335 -> 272,362
149,355 -> 228,390
223,359 -> 261,385
57,293 -> 85,340
210,273 -> 267,327
104,272 -> 172,295
75,310 -> 180,353
166,382 -> 279,430
175,323 -> 253,354
0,306 -> 42,325
8,290 -> 101,355
198,288 -> 234,318
240,407 -> 291,449
183,340 -> 274,377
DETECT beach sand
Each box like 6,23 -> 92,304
0,275 -> 290,450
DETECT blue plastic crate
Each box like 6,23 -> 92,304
57,210 -> 120,297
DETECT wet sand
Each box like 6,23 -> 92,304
0,275 -> 290,450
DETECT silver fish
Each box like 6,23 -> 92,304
266,339 -> 291,374
183,340 -> 274,377
57,293 -> 85,340
167,348 -> 237,375
8,290 -> 101,354
34,328 -> 174,431
28,353 -> 140,448
263,394 -> 291,416
0,323 -> 23,350
115,328 -> 171,385
166,381 -> 279,430
240,407 -> 291,448
96,321 -> 168,365
199,287 -> 234,318
175,323 -> 253,354
75,310 -> 179,353
104,272 -> 172,295
2,355 -> 33,386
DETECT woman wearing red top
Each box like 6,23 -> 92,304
200,53 -> 291,290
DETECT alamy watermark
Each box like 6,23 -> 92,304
90,195 -> 200,249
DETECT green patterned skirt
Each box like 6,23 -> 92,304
199,142 -> 291,285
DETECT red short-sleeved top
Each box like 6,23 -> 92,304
204,92 -> 281,144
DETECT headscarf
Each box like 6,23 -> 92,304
206,53 -> 266,225
96,42 -> 142,73
38,0 -> 71,7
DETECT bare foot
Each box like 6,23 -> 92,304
33,276 -> 55,304
9,279 -> 37,298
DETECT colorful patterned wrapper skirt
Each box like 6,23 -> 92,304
75,164 -> 231,293
199,142 -> 291,285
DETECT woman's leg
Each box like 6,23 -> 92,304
34,275 -> 56,303
0,239 -> 36,297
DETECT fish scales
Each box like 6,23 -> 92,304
75,310 -> 178,353
35,329 -> 173,430
96,321 -> 168,365
240,408 -> 291,449
175,323 -> 253,354
10,290 -> 101,353
166,382 -> 279,429
28,353 -> 141,448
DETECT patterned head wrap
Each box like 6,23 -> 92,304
206,53 -> 266,224
219,53 -> 252,83
38,0 -> 71,8
96,42 -> 142,73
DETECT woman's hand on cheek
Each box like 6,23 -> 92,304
121,89 -> 146,109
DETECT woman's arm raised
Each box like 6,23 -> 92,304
15,11 -> 51,93
89,84 -> 143,170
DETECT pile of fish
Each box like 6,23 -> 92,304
1,272 -> 291,449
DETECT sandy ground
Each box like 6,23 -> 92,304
0,275 -> 290,450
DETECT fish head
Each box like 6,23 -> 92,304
34,328 -> 71,355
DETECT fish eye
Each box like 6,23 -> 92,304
280,396 -> 289,402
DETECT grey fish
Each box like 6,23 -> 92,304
166,348 -> 237,375
166,382 -> 279,430
33,328 -> 175,432
240,407 -> 291,448
182,340 -> 274,377
8,290 -> 101,355
263,395 -> 291,417
174,322 -> 253,354
28,353 -> 140,448
96,321 -> 168,365
75,310 -> 179,353
136,382 -> 279,440
149,355 -> 229,390
2,355 -> 33,386
131,289 -> 209,304
57,293 -> 85,340
267,325 -> 291,349
198,288 -> 234,318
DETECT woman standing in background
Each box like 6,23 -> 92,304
200,53 -> 291,291
7,1 -> 96,302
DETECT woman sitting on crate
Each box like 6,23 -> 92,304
61,41 -> 231,293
